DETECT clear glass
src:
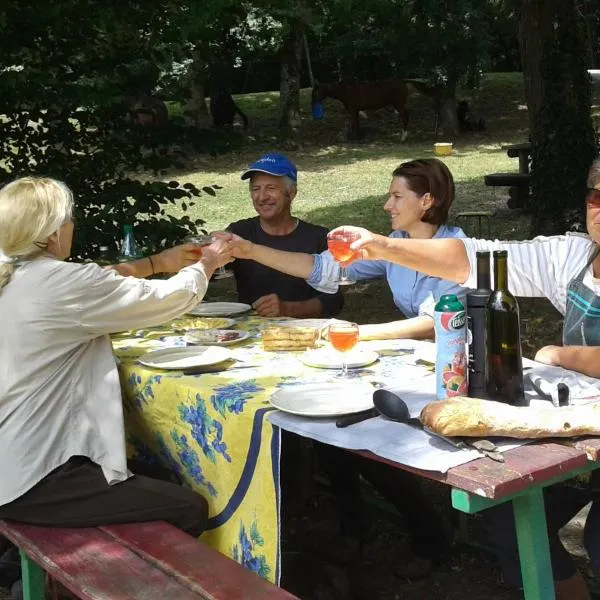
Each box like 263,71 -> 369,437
327,229 -> 360,285
328,321 -> 359,377
209,231 -> 234,280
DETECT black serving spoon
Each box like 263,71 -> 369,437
335,389 -> 421,428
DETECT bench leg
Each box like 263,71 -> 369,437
20,550 -> 45,600
512,489 -> 556,600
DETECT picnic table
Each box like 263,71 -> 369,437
113,314 -> 600,599
484,141 -> 532,208
360,439 -> 600,600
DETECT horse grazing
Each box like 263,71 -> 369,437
311,80 -> 409,141
210,91 -> 248,130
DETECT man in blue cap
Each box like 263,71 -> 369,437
228,152 -> 343,317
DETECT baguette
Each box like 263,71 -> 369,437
262,326 -> 318,351
420,396 -> 600,439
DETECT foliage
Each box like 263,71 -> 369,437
530,2 -> 598,235
0,0 -> 227,259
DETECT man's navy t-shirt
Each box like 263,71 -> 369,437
227,217 -> 343,317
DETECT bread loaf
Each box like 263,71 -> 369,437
262,326 -> 319,351
420,396 -> 600,439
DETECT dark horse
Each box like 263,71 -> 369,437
210,91 -> 248,130
311,80 -> 409,140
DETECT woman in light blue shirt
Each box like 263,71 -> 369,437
231,158 -> 466,340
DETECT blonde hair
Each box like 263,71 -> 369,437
0,177 -> 74,289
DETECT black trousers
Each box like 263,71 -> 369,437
0,456 -> 208,538
315,442 -> 451,560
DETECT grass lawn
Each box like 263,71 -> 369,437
165,72 -> 600,357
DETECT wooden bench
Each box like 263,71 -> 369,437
0,520 -> 299,600
484,172 -> 531,209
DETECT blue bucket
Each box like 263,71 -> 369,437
312,102 -> 324,121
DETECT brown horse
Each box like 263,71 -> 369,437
311,80 -> 409,140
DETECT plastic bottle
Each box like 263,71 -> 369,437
466,251 -> 492,398
118,224 -> 143,262
486,250 -> 525,405
434,294 -> 467,400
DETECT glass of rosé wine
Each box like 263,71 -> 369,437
327,229 -> 360,285
328,321 -> 360,377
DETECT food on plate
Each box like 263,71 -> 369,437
173,317 -> 233,331
262,326 -> 319,351
420,396 -> 600,439
186,329 -> 242,344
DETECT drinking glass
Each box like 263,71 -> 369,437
209,231 -> 234,280
328,321 -> 360,377
327,229 -> 360,285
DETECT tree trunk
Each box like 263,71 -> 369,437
181,50 -> 210,128
517,0 -> 596,235
279,23 -> 303,131
437,83 -> 459,138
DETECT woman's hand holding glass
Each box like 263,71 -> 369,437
196,235 -> 234,277
329,226 -> 390,262
327,229 -> 361,285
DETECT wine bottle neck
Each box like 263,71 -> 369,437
494,255 -> 508,290
476,253 -> 491,290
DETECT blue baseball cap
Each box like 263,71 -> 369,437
241,152 -> 297,183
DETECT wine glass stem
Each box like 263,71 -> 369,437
340,266 -> 348,282
340,358 -> 348,377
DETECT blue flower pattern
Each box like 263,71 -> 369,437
211,380 -> 263,417
179,393 -> 232,464
231,521 -> 270,579
125,372 -> 162,410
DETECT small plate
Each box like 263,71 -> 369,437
300,347 -> 379,369
185,329 -> 251,346
138,346 -> 231,370
188,302 -> 252,317
173,317 -> 236,331
270,381 -> 376,417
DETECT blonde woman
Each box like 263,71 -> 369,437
0,177 -> 232,536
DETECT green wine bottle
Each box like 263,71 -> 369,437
486,250 -> 525,405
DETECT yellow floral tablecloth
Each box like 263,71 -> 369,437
112,314 -> 424,584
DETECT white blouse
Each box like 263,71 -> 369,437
0,256 -> 209,506
461,233 -> 596,315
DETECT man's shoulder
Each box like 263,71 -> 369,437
296,219 -> 329,238
228,217 -> 260,236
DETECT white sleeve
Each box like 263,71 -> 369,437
73,263 -> 209,335
461,234 -> 593,314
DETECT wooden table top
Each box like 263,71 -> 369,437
361,437 -> 600,500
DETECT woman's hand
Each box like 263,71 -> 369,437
330,226 -> 390,261
153,243 -> 203,273
198,236 -> 234,274
229,234 -> 254,260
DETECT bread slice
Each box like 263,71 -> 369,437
420,396 -> 600,439
262,326 -> 318,351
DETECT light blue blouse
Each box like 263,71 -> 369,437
307,225 -> 467,318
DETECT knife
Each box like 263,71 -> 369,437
182,363 -> 259,375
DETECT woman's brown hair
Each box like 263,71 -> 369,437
391,158 -> 455,225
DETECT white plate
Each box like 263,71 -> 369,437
270,382 -> 376,417
300,347 -> 379,369
138,346 -> 231,370
185,329 -> 251,346
188,302 -> 252,317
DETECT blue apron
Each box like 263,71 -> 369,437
563,252 -> 600,347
